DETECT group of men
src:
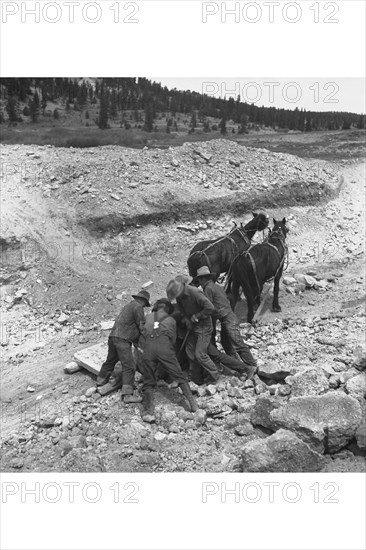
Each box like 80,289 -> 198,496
97,268 -> 257,422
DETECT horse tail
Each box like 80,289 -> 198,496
225,269 -> 232,295
226,256 -> 240,309
224,258 -> 235,294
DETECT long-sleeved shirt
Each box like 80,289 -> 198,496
176,284 -> 215,322
143,309 -> 177,344
109,300 -> 145,343
201,280 -> 232,319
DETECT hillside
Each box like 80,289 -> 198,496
1,78 -> 364,149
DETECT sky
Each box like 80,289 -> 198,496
151,78 -> 365,114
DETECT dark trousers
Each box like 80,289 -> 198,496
221,312 -> 257,366
141,335 -> 187,392
185,322 -> 219,381
99,336 -> 136,395
207,342 -> 247,372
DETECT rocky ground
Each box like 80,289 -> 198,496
0,132 -> 365,472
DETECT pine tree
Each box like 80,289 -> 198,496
190,111 -> 197,129
357,114 -> 365,129
298,109 -> 306,132
6,96 -> 18,122
305,115 -> 312,132
98,87 -> 109,129
110,90 -> 118,119
219,116 -> 227,135
144,103 -> 154,132
78,81 -> 88,105
203,119 -> 210,132
238,114 -> 248,134
29,91 -> 40,122
41,91 -> 47,115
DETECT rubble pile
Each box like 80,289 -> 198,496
0,139 -> 364,473
1,311 -> 365,473
1,141 -> 340,232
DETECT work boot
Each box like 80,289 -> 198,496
243,364 -> 257,380
141,391 -> 155,423
179,382 -> 199,413
98,374 -> 122,396
123,393 -> 142,404
96,375 -> 109,387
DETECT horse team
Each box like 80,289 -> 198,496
97,211 -> 289,420
187,212 -> 289,322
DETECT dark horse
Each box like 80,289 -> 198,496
226,218 -> 289,323
187,212 -> 269,279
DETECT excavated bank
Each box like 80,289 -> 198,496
79,177 -> 342,236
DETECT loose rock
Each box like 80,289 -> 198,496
241,429 -> 325,472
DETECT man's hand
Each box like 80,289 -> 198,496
190,314 -> 200,324
183,318 -> 194,331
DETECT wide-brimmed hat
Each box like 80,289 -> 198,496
194,266 -> 215,279
166,279 -> 184,301
175,274 -> 190,284
132,289 -> 151,307
152,298 -> 174,315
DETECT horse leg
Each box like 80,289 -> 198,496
272,267 -> 284,312
247,296 -> 255,324
230,278 -> 240,311
254,285 -> 263,310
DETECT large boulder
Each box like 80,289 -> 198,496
270,392 -> 362,453
285,368 -> 329,397
355,419 -> 366,450
257,361 -> 293,381
346,373 -> 366,399
353,345 -> 366,372
250,395 -> 283,430
241,429 -> 325,472
293,273 -> 317,288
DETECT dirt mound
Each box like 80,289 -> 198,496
1,140 -> 341,238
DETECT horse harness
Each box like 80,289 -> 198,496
188,226 -> 250,269
243,229 -> 288,300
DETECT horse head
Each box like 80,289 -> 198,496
272,217 -> 289,238
244,211 -> 269,233
254,211 -> 270,231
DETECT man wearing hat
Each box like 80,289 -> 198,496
140,298 -> 199,422
166,278 -> 219,383
194,266 -> 257,379
171,275 -> 248,378
97,289 -> 150,403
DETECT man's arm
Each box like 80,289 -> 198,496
164,317 -> 177,344
203,284 -> 217,313
133,303 -> 146,334
192,288 -> 215,319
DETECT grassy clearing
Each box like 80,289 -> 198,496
0,125 -> 235,149
1,124 -> 364,161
